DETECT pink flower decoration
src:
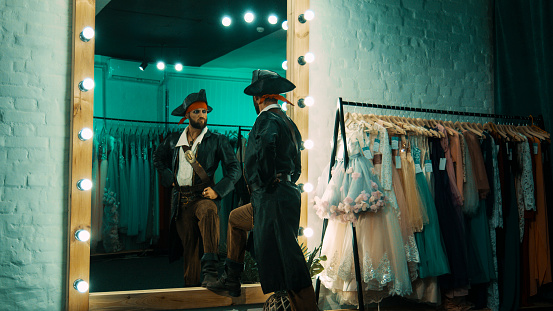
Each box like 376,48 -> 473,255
371,181 -> 378,189
346,167 -> 354,174
370,204 -> 378,212
344,196 -> 354,204
352,172 -> 361,180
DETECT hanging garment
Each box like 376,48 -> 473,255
527,138 -> 552,295
430,135 -> 469,291
316,126 -> 413,305
463,131 -> 494,286
411,143 -> 450,279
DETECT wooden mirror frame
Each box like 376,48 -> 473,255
67,0 -> 310,309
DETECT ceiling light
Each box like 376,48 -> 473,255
303,140 -> 314,149
79,27 -> 95,42
175,63 -> 183,71
282,20 -> 288,30
78,128 -> 93,141
78,78 -> 94,92
139,61 -> 148,71
244,12 -> 254,23
303,227 -> 314,237
282,102 -> 287,111
282,60 -> 288,70
268,15 -> 278,24
156,61 -> 165,70
222,16 -> 231,27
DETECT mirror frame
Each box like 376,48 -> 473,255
67,0 -> 310,309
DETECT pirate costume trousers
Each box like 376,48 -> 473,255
174,184 -> 219,286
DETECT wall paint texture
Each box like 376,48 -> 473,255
308,0 -> 493,249
0,0 -> 72,309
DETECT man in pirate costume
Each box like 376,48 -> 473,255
207,70 -> 318,310
153,89 -> 240,287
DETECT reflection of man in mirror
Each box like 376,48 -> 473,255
153,89 -> 240,287
207,71 -> 318,310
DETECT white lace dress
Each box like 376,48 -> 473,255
315,125 -> 413,305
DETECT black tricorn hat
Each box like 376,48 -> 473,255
171,89 -> 213,116
243,70 -> 296,96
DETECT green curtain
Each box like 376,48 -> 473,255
494,0 -> 553,131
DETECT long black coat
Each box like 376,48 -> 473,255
245,108 -> 312,293
153,129 -> 240,261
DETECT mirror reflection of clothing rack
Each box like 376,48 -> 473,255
314,98 -> 546,310
89,116 -> 251,291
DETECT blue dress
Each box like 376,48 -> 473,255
411,145 -> 450,278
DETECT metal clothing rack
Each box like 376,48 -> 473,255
92,116 -> 253,129
314,98 -> 542,310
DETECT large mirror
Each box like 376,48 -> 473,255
90,0 -> 287,293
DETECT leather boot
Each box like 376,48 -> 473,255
200,253 -> 219,288
206,258 -> 243,297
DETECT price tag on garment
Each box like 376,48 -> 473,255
395,155 -> 402,169
534,143 -> 538,155
415,164 -> 423,174
439,158 -> 447,171
391,137 -> 399,150
425,160 -> 433,173
362,147 -> 373,159
373,139 -> 381,152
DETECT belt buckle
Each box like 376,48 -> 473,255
184,150 -> 196,164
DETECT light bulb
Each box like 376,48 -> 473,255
78,78 -> 94,92
303,227 -> 314,238
222,16 -> 231,27
305,52 -> 315,63
268,15 -> 278,24
304,10 -> 315,21
282,102 -> 287,111
282,20 -> 288,30
303,140 -> 314,150
303,183 -> 314,193
76,179 -> 92,191
73,279 -> 89,293
298,10 -> 315,23
304,96 -> 315,106
282,60 -> 288,70
78,128 -> 93,141
174,63 -> 183,71
244,12 -> 254,23
156,61 -> 165,70
80,27 -> 95,42
75,229 -> 90,242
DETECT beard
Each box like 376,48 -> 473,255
189,117 -> 206,129
253,99 -> 260,115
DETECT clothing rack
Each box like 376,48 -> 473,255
341,101 -> 544,125
314,98 -> 543,310
93,116 -> 252,129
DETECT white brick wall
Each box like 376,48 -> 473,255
308,0 -> 493,248
0,0 -> 71,309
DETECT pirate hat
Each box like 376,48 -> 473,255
243,70 -> 296,96
171,89 -> 213,116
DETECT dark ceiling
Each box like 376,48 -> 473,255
95,0 -> 287,67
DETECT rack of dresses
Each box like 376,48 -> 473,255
91,116 -> 251,255
314,98 -> 550,310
